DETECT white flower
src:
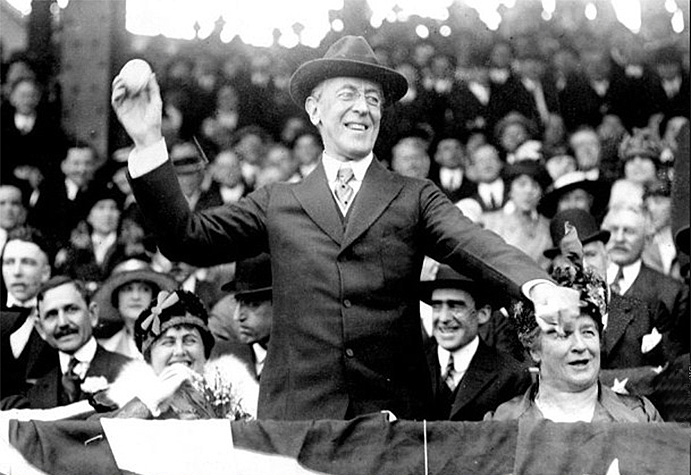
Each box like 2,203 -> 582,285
81,376 -> 109,394
641,328 -> 662,354
611,378 -> 629,395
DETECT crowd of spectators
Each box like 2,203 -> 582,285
1,27 -> 689,423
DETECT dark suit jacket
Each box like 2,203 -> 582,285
625,263 -> 688,361
0,308 -> 58,399
602,293 -> 669,370
2,344 -> 131,409
130,156 -> 549,421
425,339 -> 531,421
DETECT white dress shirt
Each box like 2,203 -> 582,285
14,113 -> 36,133
59,337 -> 98,379
477,180 -> 504,209
7,296 -> 38,358
437,336 -> 480,389
606,260 -> 641,296
439,167 -> 463,191
322,151 -> 372,215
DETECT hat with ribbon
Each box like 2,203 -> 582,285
135,289 -> 215,358
289,35 -> 408,108
543,208 -> 611,259
221,253 -> 272,301
93,256 -> 178,323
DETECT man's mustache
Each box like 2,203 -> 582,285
54,326 -> 79,339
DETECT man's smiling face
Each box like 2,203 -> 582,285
306,77 -> 383,162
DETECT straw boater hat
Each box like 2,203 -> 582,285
543,209 -> 611,259
289,35 -> 409,108
94,257 -> 178,323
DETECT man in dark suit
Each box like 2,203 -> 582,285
422,265 -> 530,420
212,254 -> 272,382
429,137 -> 477,204
112,35 -> 580,421
1,276 -> 130,409
1,226 -> 57,399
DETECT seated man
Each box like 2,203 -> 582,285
212,254 -> 272,381
421,265 -> 530,421
487,226 -> 662,422
1,276 -> 131,409
1,226 -> 57,400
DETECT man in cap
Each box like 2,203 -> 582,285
213,254 -> 272,381
112,35 -> 579,421
421,265 -> 530,420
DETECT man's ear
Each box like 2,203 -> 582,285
476,305 -> 492,325
529,348 -> 541,365
305,96 -> 320,126
89,301 -> 99,328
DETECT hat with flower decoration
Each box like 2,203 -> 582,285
619,128 -> 663,163
512,222 -> 609,348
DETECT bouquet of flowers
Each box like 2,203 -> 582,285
187,367 -> 253,421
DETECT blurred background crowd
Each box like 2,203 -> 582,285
0,0 -> 689,422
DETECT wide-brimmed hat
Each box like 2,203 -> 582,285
537,171 -> 610,218
289,35 -> 408,108
94,258 -> 178,323
543,209 -> 611,259
221,253 -> 272,301
419,265 -> 490,307
503,160 -> 552,191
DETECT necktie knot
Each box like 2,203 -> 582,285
335,166 -> 355,209
610,266 -> 625,295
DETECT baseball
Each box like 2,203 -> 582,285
118,58 -> 152,96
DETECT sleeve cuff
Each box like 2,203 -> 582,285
522,279 -> 555,300
128,138 -> 168,178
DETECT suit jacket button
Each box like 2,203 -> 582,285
345,348 -> 354,358
343,299 -> 352,308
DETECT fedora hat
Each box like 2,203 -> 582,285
537,171 -> 610,218
543,209 -> 611,259
419,265 -> 490,307
221,253 -> 272,301
289,35 -> 408,108
94,258 -> 178,323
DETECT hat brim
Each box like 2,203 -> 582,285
220,281 -> 272,301
537,180 -> 610,218
419,279 -> 488,306
94,270 -> 178,323
289,58 -> 408,108
543,229 -> 611,259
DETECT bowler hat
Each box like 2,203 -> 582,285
419,265 -> 489,307
289,35 -> 408,108
537,171 -> 609,218
221,253 -> 272,301
543,209 -> 611,259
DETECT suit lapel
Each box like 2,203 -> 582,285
604,294 -> 635,356
342,158 -> 403,250
30,366 -> 60,408
292,162 -> 344,246
449,342 -> 496,419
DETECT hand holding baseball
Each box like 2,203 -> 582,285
111,58 -> 163,149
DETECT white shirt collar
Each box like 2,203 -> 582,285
607,260 -> 641,295
6,294 -> 37,308
91,232 -> 117,265
65,179 -> 80,201
322,151 -> 373,184
437,335 -> 480,387
252,343 -> 267,377
59,337 -> 98,378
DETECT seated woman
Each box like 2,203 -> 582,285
97,289 -> 258,420
485,224 -> 663,423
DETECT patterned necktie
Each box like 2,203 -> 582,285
62,357 -> 82,404
610,266 -> 625,295
443,354 -> 457,391
335,166 -> 355,208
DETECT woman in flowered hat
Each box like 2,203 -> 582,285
485,225 -> 662,422
619,127 -> 665,187
97,289 -> 258,420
